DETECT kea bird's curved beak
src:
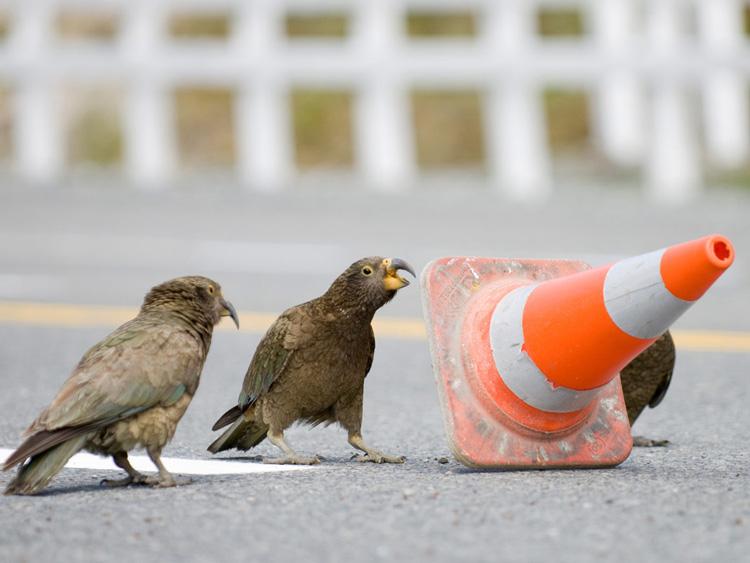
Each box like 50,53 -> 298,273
220,298 -> 240,329
382,258 -> 416,291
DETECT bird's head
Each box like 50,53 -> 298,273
142,276 -> 239,329
327,257 -> 416,312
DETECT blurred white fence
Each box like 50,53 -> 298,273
0,0 -> 748,200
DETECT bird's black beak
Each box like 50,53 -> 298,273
220,298 -> 240,329
382,258 -> 416,291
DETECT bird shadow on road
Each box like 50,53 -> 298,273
3,475 -> 208,498
3,481 -> 114,498
215,454 -> 345,463
212,454 -> 266,462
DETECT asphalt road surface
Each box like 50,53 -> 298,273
0,184 -> 748,562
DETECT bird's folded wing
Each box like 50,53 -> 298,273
238,307 -> 313,408
29,318 -> 203,433
364,326 -> 375,377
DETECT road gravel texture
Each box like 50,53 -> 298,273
0,185 -> 748,562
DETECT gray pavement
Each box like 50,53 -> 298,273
0,184 -> 748,562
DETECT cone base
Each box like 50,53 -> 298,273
421,256 -> 633,469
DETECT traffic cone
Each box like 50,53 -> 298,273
421,234 -> 734,469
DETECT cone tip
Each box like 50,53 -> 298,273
661,234 -> 735,301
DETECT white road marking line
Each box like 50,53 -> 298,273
0,448 -> 310,475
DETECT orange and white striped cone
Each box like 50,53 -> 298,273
421,234 -> 734,469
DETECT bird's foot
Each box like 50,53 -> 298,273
263,454 -> 320,465
100,476 -> 134,488
143,474 -> 192,488
633,436 -> 670,448
352,451 -> 406,464
100,473 -> 149,488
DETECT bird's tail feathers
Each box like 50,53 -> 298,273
211,405 -> 243,431
4,434 -> 90,495
207,417 -> 268,454
3,424 -> 98,471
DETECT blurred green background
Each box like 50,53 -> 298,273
0,7 -> 748,185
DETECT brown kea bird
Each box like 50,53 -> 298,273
3,276 -> 239,495
620,331 -> 676,447
208,257 -> 415,465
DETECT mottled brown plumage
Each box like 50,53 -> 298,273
620,331 -> 676,447
208,257 -> 414,464
3,276 -> 238,495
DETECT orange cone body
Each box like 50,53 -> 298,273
422,235 -> 734,469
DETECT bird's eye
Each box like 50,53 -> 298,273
361,266 -> 373,276
207,286 -> 215,295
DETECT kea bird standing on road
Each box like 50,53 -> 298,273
208,257 -> 415,465
620,331 -> 676,447
3,276 -> 239,495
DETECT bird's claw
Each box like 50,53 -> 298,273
144,474 -> 170,487
263,455 -> 320,465
145,475 -> 192,488
352,452 -> 406,464
633,436 -> 670,448
100,477 -> 131,488
101,474 -> 190,488
100,473 -> 149,488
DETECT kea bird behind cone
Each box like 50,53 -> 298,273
620,331 -> 676,447
3,276 -> 239,495
208,257 -> 415,465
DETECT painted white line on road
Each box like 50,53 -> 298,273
0,448 -> 310,475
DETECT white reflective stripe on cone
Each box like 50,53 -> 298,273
490,284 -> 602,413
603,249 -> 692,340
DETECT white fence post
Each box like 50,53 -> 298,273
698,0 -> 749,169
353,0 -> 413,191
234,0 -> 289,191
2,0 -> 749,197
593,0 -> 644,166
486,0 -> 551,201
121,2 -> 173,188
646,0 -> 701,202
11,3 -> 62,185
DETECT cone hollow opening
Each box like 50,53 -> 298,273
710,238 -> 732,265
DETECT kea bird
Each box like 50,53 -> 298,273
208,257 -> 415,465
3,276 -> 239,495
620,331 -> 676,447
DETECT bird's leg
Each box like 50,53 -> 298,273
633,436 -> 670,447
101,451 -> 149,487
348,432 -> 405,464
335,389 -> 405,464
264,429 -> 319,465
144,447 -> 191,487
